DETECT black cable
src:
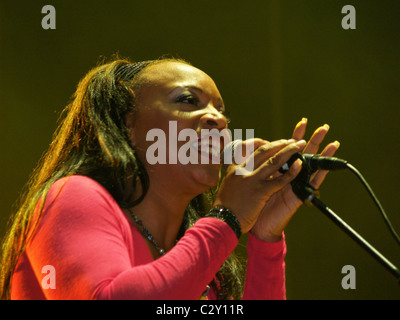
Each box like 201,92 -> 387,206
346,163 -> 400,248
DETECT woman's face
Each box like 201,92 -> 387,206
127,61 -> 229,195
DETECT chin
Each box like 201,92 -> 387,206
190,164 -> 221,191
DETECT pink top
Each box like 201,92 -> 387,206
11,175 -> 286,300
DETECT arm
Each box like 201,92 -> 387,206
214,120 -> 338,300
26,176 -> 238,300
242,233 -> 286,300
96,218 -> 238,300
244,120 -> 339,299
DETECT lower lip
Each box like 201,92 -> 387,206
191,144 -> 221,164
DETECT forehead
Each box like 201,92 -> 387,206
140,61 -> 220,93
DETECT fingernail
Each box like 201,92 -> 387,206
323,124 -> 330,130
334,140 -> 340,148
302,117 -> 308,123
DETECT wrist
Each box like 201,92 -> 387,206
250,230 -> 283,242
206,206 -> 242,240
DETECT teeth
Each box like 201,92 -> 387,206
192,140 -> 220,158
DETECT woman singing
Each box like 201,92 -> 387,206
0,57 -> 339,299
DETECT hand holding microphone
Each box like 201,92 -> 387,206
218,119 -> 341,242
214,138 -> 307,235
224,140 -> 347,173
222,119 -> 341,189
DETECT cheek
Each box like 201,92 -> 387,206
131,106 -> 201,169
138,121 -> 198,154
131,108 -> 169,147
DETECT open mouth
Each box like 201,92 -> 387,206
190,132 -> 226,164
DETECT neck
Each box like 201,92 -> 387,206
127,180 -> 198,256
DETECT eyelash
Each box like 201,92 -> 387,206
176,94 -> 199,106
176,94 -> 231,123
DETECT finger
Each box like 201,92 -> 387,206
292,117 -> 308,141
256,140 -> 307,178
242,139 -> 294,170
230,138 -> 267,165
264,158 -> 303,195
320,140 -> 340,157
241,138 -> 269,157
309,141 -> 340,189
303,124 -> 330,154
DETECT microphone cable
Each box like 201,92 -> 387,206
345,162 -> 400,248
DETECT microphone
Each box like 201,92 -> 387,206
279,153 -> 348,174
279,153 -> 348,204
222,139 -> 348,172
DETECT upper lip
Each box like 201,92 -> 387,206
192,130 -> 231,158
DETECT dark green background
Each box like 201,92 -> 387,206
1,1 -> 399,299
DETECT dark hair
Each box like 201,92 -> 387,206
0,57 -> 244,300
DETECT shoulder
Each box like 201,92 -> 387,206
42,175 -> 122,223
50,175 -> 108,195
47,175 -> 113,205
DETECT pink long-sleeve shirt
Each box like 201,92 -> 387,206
11,175 -> 286,300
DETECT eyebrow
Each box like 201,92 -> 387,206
169,85 -> 225,108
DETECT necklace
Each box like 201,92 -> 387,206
128,208 -> 210,298
128,209 -> 167,256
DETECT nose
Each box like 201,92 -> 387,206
199,105 -> 228,130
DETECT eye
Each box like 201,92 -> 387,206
176,94 -> 199,106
